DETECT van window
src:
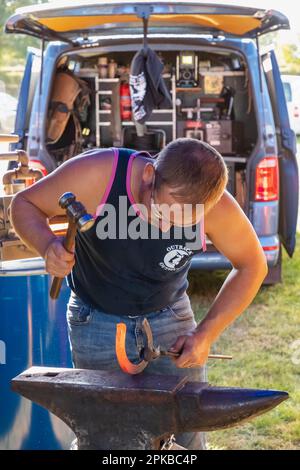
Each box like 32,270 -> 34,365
283,82 -> 292,102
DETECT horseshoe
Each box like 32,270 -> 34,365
116,319 -> 232,375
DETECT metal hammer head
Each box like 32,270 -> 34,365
59,192 -> 94,232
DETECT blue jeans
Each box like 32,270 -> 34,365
66,291 -> 207,450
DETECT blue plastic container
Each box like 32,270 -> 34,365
0,258 -> 74,449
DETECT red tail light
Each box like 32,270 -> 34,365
263,245 -> 279,251
294,106 -> 299,118
255,157 -> 279,202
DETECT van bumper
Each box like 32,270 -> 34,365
190,235 -> 280,270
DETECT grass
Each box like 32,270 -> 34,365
187,234 -> 300,450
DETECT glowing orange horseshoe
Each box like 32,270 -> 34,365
116,322 -> 149,375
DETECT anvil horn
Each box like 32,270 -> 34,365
176,382 -> 288,431
11,367 -> 289,450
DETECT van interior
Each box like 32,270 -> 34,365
46,46 -> 258,213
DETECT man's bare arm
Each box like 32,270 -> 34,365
171,190 -> 268,367
195,190 -> 268,342
10,149 -> 114,274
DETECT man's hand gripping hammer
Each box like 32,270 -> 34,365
50,192 -> 94,299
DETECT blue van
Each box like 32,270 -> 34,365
4,1 -> 299,284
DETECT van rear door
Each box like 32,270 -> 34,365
12,47 -> 41,152
5,2 -> 290,42
262,49 -> 298,257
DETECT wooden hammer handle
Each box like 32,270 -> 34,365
50,220 -> 77,300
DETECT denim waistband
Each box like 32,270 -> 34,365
68,289 -> 188,318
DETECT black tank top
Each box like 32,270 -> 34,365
67,148 -> 206,315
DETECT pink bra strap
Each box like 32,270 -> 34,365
94,147 -> 119,218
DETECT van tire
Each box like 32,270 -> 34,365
262,247 -> 282,285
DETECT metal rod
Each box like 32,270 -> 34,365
0,134 -> 19,143
160,350 -> 232,360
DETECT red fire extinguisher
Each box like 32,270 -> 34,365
120,82 -> 132,121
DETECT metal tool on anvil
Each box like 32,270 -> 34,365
50,192 -> 94,300
116,318 -> 232,375
11,367 -> 288,450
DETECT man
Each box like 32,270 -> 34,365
11,138 -> 268,449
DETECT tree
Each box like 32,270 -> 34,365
281,41 -> 300,74
258,32 -> 300,74
0,0 -> 47,67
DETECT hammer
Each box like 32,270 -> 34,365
50,192 -> 94,300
